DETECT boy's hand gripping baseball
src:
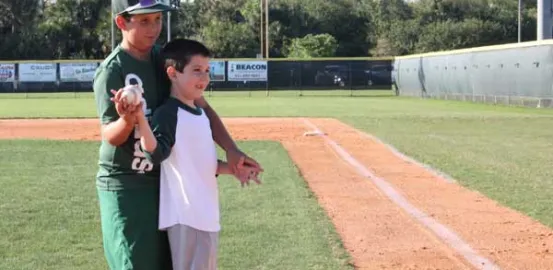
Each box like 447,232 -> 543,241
110,89 -> 142,122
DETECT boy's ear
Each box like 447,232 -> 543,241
166,66 -> 177,80
114,15 -> 128,30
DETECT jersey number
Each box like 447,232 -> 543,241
125,73 -> 153,174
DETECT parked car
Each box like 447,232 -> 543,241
365,64 -> 392,86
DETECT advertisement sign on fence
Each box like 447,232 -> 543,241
19,63 -> 56,82
209,61 -> 225,81
60,63 -> 98,82
227,61 -> 268,81
0,64 -> 15,82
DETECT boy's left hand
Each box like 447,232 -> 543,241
110,89 -> 142,123
232,157 -> 262,187
226,148 -> 263,175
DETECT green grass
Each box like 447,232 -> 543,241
4,90 -> 553,262
0,140 -> 351,270
0,90 -> 393,118
3,90 -> 553,228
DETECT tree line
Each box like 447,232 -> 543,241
0,0 -> 539,60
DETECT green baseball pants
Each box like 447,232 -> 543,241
97,187 -> 173,270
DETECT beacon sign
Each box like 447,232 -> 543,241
227,61 -> 268,81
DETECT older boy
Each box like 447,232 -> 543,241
92,1 -> 262,269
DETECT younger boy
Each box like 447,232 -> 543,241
135,38 -> 260,270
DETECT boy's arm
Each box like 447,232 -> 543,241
137,114 -> 157,153
140,107 -> 178,165
93,65 -> 137,146
195,96 -> 237,152
217,159 -> 262,187
103,90 -> 142,146
216,160 -> 232,175
195,96 -> 263,173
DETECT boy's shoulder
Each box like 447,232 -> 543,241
96,44 -> 162,72
100,47 -> 123,67
95,47 -> 125,77
153,98 -> 180,118
94,45 -> 165,81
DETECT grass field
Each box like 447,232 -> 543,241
3,89 -> 553,268
0,140 -> 351,270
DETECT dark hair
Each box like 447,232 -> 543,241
120,13 -> 132,22
162,38 -> 212,72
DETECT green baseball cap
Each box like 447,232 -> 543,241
113,0 -> 175,16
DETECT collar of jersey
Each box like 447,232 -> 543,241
168,97 -> 202,116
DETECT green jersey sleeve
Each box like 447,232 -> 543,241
143,104 -> 178,164
93,64 -> 124,124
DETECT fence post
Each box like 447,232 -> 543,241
14,62 -> 19,95
299,62 -> 303,97
349,62 -> 353,97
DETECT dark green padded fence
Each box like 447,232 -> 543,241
0,58 -> 393,95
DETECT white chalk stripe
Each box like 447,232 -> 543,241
356,131 -> 456,183
301,118 -> 500,270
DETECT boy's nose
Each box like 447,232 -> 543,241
200,73 -> 210,82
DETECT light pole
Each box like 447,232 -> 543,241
167,0 -> 181,42
537,0 -> 553,40
260,0 -> 264,58
518,0 -> 522,42
265,0 -> 269,58
111,1 -> 115,51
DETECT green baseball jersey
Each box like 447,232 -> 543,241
93,44 -> 171,190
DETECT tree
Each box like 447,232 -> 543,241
285,33 -> 338,58
414,18 -> 503,53
38,0 -> 109,59
0,0 -> 543,59
0,0 -> 46,59
371,19 -> 420,56
200,20 -> 258,58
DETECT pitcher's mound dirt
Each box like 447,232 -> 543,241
1,118 -> 553,269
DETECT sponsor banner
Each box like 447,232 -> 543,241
228,61 -> 267,81
19,63 -> 56,82
60,63 -> 98,82
209,60 -> 225,81
0,64 -> 15,82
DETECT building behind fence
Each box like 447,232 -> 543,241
393,40 -> 553,108
0,58 -> 393,94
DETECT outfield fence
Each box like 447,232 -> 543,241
394,40 -> 553,108
0,58 -> 393,97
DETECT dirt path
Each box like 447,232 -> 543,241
1,118 -> 553,269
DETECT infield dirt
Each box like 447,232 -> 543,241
1,117 -> 553,269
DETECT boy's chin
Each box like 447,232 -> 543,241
187,92 -> 204,101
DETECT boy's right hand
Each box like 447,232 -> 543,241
110,89 -> 142,123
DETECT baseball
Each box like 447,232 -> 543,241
120,84 -> 143,106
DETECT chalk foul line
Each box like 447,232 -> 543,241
300,118 -> 500,270
356,130 -> 456,184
